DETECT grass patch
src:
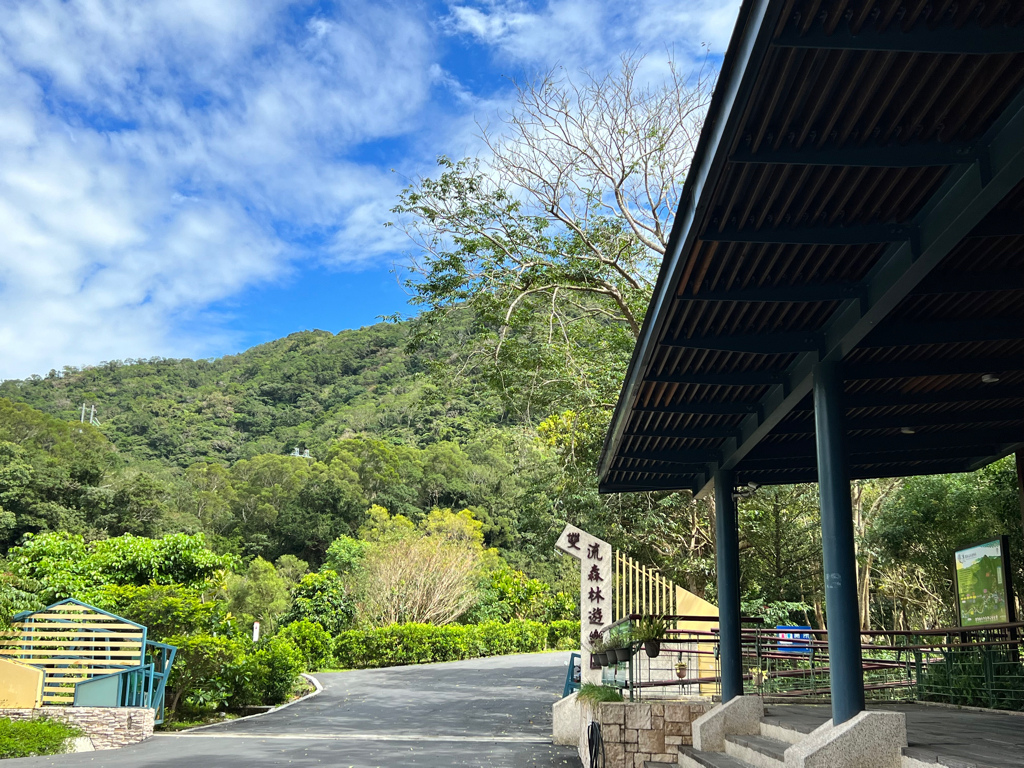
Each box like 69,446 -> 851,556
577,683 -> 623,704
0,717 -> 82,758
157,713 -> 241,732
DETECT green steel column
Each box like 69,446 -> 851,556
813,362 -> 865,724
714,468 -> 743,702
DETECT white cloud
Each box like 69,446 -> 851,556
0,0 -> 438,378
444,0 -> 740,69
0,0 -> 740,379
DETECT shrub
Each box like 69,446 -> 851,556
0,717 -> 82,758
333,619 -> 556,669
468,619 -> 546,656
92,584 -> 235,639
577,683 -> 623,703
280,570 -> 355,635
164,634 -> 246,714
548,620 -> 581,650
227,636 -> 304,708
278,620 -> 333,671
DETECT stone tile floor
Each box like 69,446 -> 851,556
764,702 -> 1024,768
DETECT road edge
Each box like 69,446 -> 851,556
176,673 -> 324,733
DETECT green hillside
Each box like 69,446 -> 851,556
0,320 -> 507,467
0,321 -> 577,575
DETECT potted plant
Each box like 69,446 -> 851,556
589,637 -> 609,667
612,637 -> 631,663
675,660 -> 687,679
632,615 -> 669,658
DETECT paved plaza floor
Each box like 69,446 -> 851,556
764,702 -> 1024,768
9,653 -> 582,768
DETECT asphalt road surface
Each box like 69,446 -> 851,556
10,653 -> 582,768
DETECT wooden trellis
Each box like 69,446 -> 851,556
0,599 -> 146,706
613,551 -> 685,622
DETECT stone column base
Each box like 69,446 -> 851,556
785,711 -> 907,768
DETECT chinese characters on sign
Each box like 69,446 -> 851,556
555,523 -> 612,684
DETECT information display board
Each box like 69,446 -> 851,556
954,535 -> 1016,627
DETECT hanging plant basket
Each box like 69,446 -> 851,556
644,640 -> 661,658
614,646 -> 631,663
604,650 -> 618,666
675,662 -> 687,679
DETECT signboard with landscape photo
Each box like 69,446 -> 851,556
954,536 -> 1015,627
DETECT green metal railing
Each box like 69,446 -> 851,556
602,617 -> 1024,711
73,640 -> 177,723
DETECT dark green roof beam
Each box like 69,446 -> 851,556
617,448 -> 720,465
633,401 -> 761,415
842,356 -> 1024,380
702,223 -> 909,245
742,428 -> 1024,461
646,371 -> 786,386
861,319 -> 1023,347
690,84 -> 1024,496
772,408 -> 1024,434
729,141 -> 979,167
773,21 -> 1024,55
623,426 -> 743,439
688,282 -> 862,303
913,271 -> 1024,294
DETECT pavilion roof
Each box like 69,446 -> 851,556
599,0 -> 1024,496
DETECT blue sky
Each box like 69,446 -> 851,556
0,0 -> 739,379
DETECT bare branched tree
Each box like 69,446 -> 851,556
357,537 -> 480,626
392,53 -> 713,417
483,54 -> 712,304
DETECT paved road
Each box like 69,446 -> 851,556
11,653 -> 582,768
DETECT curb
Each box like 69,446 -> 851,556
177,673 -> 324,733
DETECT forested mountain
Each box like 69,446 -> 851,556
0,320 -> 504,467
0,320 -> 580,585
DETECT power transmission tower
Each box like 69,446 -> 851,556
80,403 -> 100,427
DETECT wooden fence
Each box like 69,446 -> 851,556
0,600 -> 146,706
613,550 -> 687,622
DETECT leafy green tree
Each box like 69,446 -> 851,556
224,557 -> 291,633
93,584 -> 236,640
868,457 -> 1021,629
6,532 -> 232,604
280,570 -> 355,635
323,536 -> 367,575
738,485 -> 822,615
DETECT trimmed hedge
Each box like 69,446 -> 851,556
547,620 -> 580,650
333,619 -> 580,669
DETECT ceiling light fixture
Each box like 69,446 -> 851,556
981,373 -> 1000,384
901,427 -> 916,435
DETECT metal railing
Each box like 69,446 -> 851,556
602,618 -> 1024,711
72,640 -> 177,723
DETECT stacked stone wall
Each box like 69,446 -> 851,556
0,706 -> 154,750
582,700 -> 713,768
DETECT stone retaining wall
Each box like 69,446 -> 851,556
582,700 -> 713,768
0,706 -> 154,750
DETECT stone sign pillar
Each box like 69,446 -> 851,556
555,523 -> 612,685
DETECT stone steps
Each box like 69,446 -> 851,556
758,715 -> 815,745
723,733 -> 788,768
678,745 -> 756,768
